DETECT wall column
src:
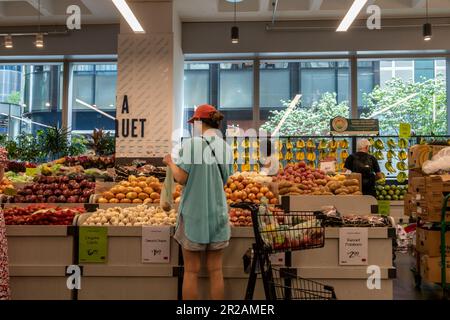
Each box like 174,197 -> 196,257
115,0 -> 183,162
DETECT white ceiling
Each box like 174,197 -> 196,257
0,0 -> 449,26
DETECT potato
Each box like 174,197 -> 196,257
352,191 -> 363,195
334,187 -> 349,195
343,179 -> 359,187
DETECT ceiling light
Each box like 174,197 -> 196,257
35,33 -> 44,48
112,0 -> 145,33
423,0 -> 432,41
45,102 -> 50,107
336,0 -> 368,32
4,35 -> 13,49
231,0 -> 239,44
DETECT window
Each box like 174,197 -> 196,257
71,63 -> 117,133
183,62 -> 254,132
358,58 -> 447,135
0,63 -> 63,137
259,60 -> 350,135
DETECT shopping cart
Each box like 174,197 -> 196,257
233,202 -> 336,300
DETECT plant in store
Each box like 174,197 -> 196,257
88,128 -> 115,156
37,127 -> 70,161
260,93 -> 349,135
68,134 -> 88,156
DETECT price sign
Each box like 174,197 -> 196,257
399,123 -> 411,138
378,200 -> 391,216
79,227 -> 108,263
339,228 -> 368,265
320,161 -> 336,174
269,253 -> 285,266
142,226 -> 171,263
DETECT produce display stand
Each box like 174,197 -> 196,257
76,226 -> 180,300
6,224 -> 74,300
280,195 -> 396,300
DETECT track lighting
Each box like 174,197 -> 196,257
423,0 -> 432,41
4,35 -> 13,49
231,0 -> 239,44
35,33 -> 44,48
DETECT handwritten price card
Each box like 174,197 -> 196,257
339,228 -> 368,266
142,226 -> 171,263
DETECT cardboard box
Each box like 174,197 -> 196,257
409,145 -> 447,170
426,175 -> 450,192
404,193 -> 413,216
417,207 -> 450,223
420,255 -> 450,283
416,227 -> 450,256
409,177 -> 426,195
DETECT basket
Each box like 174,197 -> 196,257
269,267 -> 336,300
254,209 -> 325,253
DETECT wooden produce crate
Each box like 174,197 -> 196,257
409,145 -> 447,170
420,255 -> 450,283
6,225 -> 75,300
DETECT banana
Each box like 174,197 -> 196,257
233,163 -> 239,172
318,139 -> 328,150
242,163 -> 251,172
285,151 -> 293,161
278,152 -> 284,161
307,152 -> 316,161
319,150 -> 327,160
296,152 -> 305,161
374,139 -> 385,150
253,163 -> 260,172
387,138 -> 396,149
340,150 -> 349,160
296,139 -> 305,149
252,140 -> 259,149
306,139 -> 316,149
328,140 -> 338,150
398,150 -> 408,161
397,172 -> 407,183
387,150 -> 396,160
241,138 -> 250,148
286,140 -> 293,150
277,140 -> 283,151
368,138 -> 375,146
251,152 -> 258,160
339,139 -> 349,149
374,150 -> 384,160
385,161 -> 396,174
398,138 -> 408,149
308,161 -> 316,169
233,150 -> 239,159
396,161 -> 406,171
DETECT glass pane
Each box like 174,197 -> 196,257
358,58 -> 447,136
219,63 -> 253,109
71,63 -> 117,132
260,60 -> 350,135
260,68 -> 290,108
184,69 -> 209,109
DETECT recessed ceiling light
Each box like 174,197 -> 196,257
336,0 -> 368,32
112,0 -> 145,33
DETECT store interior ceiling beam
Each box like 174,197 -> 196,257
25,0 -> 52,16
411,0 -> 428,8
309,0 -> 323,11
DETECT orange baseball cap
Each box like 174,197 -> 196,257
188,104 -> 217,123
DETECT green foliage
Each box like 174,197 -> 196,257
37,127 -> 70,161
260,93 -> 350,135
360,77 -> 447,135
88,129 -> 115,156
69,134 -> 88,156
4,133 -> 43,162
6,91 -> 21,104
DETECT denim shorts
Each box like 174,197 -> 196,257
174,216 -> 229,252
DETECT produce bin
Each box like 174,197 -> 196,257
77,226 -> 179,300
6,225 -> 74,300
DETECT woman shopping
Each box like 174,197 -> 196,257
0,147 -> 10,300
163,104 -> 233,300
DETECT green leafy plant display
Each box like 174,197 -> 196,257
88,128 -> 115,156
37,127 -> 70,161
69,134 -> 88,156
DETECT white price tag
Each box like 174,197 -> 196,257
142,226 -> 171,263
269,253 -> 285,266
320,161 -> 336,174
416,194 -> 421,201
339,228 -> 368,266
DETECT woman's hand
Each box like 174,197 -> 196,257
163,154 -> 173,166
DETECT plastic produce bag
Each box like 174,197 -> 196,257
422,146 -> 450,174
160,167 -> 175,211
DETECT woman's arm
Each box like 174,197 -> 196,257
163,155 -> 188,185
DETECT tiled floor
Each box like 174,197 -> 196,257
394,252 -> 444,300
